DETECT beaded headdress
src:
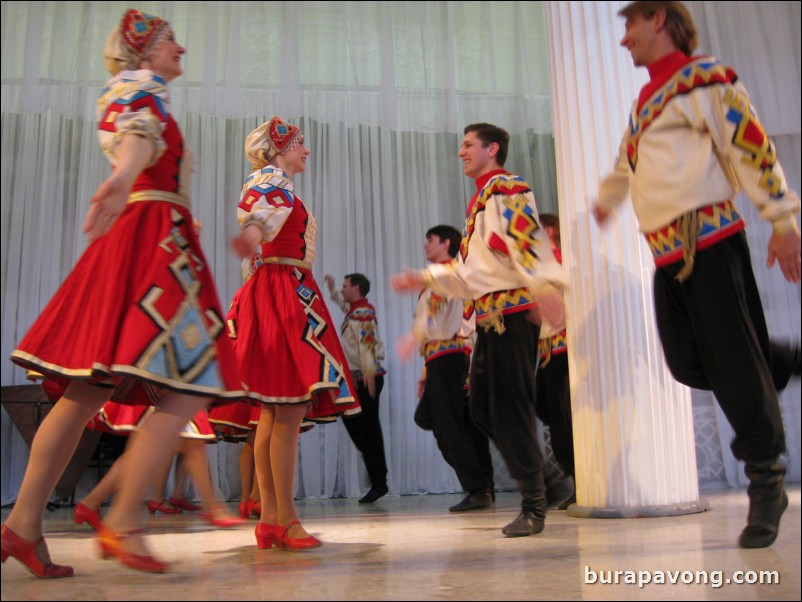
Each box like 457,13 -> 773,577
120,9 -> 168,56
245,117 -> 302,170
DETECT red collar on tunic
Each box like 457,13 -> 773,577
474,168 -> 508,192
638,50 -> 698,111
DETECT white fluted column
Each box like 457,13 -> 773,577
545,1 -> 706,517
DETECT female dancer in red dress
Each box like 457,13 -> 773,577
230,118 -> 360,549
209,398 -> 263,519
73,402 -> 244,529
2,9 -> 243,576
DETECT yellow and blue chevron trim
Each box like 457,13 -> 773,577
645,200 -> 745,267
627,58 -> 736,171
538,328 -> 567,362
475,287 -> 536,333
723,88 -> 785,200
461,174 -> 532,261
423,337 -> 469,363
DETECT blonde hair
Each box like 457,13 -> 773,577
244,117 -> 302,170
103,25 -> 141,76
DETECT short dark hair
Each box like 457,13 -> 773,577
538,213 -> 559,230
345,273 -> 371,297
539,213 -> 560,246
425,225 -> 462,258
464,123 -> 509,167
619,1 -> 698,56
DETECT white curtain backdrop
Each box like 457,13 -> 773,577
1,1 -> 556,504
1,1 -> 799,505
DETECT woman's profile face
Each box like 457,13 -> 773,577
276,135 -> 311,177
141,28 -> 186,81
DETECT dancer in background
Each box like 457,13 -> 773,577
325,272 -> 390,504
209,401 -> 262,519
74,403 -> 244,530
396,225 -> 494,513
392,123 -> 566,537
230,117 -> 360,550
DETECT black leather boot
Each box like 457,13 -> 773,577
738,460 -> 788,548
502,484 -> 546,537
449,488 -> 494,512
358,482 -> 388,504
557,490 -> 576,511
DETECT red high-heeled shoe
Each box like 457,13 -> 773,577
97,527 -> 168,573
254,522 -> 278,549
1,524 -> 74,579
200,510 -> 246,529
146,499 -> 182,515
167,497 -> 202,512
73,503 -> 104,531
238,498 -> 262,519
276,520 -> 322,550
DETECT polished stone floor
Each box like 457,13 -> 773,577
1,487 -> 799,601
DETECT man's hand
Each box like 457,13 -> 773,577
591,201 -> 612,227
324,274 -> 335,291
767,229 -> 802,283
536,284 -> 566,328
396,333 -> 418,362
391,269 -> 425,293
526,305 -> 542,326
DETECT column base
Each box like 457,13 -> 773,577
566,498 -> 710,518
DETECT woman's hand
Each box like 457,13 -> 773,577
82,134 -> 153,242
82,175 -> 131,242
230,224 -> 262,258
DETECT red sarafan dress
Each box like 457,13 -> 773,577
10,70 -> 244,405
230,166 -> 359,422
208,400 -> 260,439
87,401 -> 216,442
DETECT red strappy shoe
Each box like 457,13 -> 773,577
254,522 -> 279,549
276,520 -> 322,550
239,498 -> 262,519
200,509 -> 246,529
167,497 -> 202,512
73,503 -> 104,531
146,499 -> 182,515
248,499 -> 262,517
1,524 -> 74,579
97,527 -> 168,573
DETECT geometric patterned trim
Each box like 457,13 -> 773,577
135,209 -> 223,386
294,280 -> 352,403
644,200 -> 745,267
723,88 -> 784,199
461,174 -> 532,261
627,58 -> 736,171
423,337 -> 469,363
500,193 -> 542,271
475,287 -> 536,325
538,328 -> 567,361
427,292 -> 448,318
